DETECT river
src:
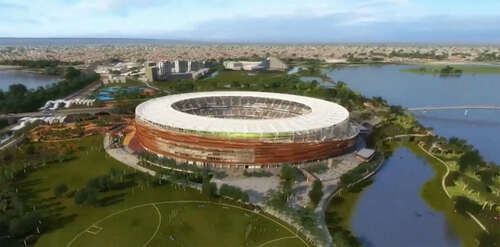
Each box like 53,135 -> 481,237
325,64 -> 500,247
0,69 -> 59,91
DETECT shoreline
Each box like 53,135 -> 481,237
330,141 -> 486,247
0,64 -> 51,74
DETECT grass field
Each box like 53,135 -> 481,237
15,135 -> 308,247
401,65 -> 500,75
69,202 -> 303,247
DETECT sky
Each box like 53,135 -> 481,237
1,0 -> 500,43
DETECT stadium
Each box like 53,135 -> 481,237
135,91 -> 359,168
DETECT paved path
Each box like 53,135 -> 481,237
103,134 -> 156,176
0,106 -> 113,119
418,143 -> 488,233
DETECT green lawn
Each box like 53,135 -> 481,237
14,135 -> 307,247
401,65 -> 500,75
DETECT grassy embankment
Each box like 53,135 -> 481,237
401,65 -> 500,75
407,143 -> 483,247
15,135 -> 307,247
326,140 -> 488,247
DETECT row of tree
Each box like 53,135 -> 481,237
158,72 -> 369,112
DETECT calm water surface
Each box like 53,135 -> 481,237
325,65 -> 500,247
352,148 -> 460,247
326,64 -> 500,163
0,70 -> 59,91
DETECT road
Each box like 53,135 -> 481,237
0,106 -> 114,119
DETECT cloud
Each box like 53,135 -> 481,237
0,0 -> 500,42
0,1 -> 24,9
163,13 -> 500,43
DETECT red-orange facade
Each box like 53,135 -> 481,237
135,121 -> 357,168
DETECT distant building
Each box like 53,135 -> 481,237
223,61 -> 265,71
175,60 -> 189,73
265,57 -> 288,71
223,57 -> 288,71
144,60 -> 207,82
103,75 -> 127,84
145,62 -> 158,82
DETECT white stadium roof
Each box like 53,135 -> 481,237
135,91 -> 350,134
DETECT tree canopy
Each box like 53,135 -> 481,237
457,149 -> 485,171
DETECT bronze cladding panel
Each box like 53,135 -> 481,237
135,121 -> 356,166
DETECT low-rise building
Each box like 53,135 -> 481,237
356,148 -> 376,162
144,60 -> 207,82
223,57 -> 288,71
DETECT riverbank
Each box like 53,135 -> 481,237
408,143 -> 483,247
401,65 -> 500,75
0,64 -> 49,74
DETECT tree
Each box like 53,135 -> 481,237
453,196 -> 481,215
476,167 -> 499,186
8,212 -> 41,238
85,188 -> 99,206
74,189 -> 88,205
280,165 -> 297,183
219,184 -> 249,202
63,67 -> 81,79
202,175 -> 217,198
477,232 -> 499,247
308,180 -> 323,207
389,105 -> 405,115
53,184 -> 68,198
457,150 -> 484,171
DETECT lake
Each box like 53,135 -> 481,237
327,64 -> 500,163
325,64 -> 500,247
0,69 -> 59,91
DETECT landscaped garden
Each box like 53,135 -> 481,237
2,135 -> 309,247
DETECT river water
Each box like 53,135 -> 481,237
0,69 -> 59,91
325,65 -> 500,247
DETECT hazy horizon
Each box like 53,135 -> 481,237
1,0 -> 500,43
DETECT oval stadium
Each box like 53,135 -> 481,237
135,91 -> 359,168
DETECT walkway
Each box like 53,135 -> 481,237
103,134 -> 156,176
418,143 -> 488,233
0,106 -> 113,119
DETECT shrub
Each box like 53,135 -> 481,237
202,176 -> 217,198
308,180 -> 323,207
453,196 -> 481,215
458,149 -> 485,171
54,184 -> 68,198
8,213 -> 41,238
243,169 -> 273,177
305,163 -> 328,174
219,184 -> 249,202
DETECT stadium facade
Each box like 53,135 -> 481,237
135,91 -> 359,168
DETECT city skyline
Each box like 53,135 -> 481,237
1,0 -> 500,43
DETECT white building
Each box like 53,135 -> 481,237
223,57 -> 288,71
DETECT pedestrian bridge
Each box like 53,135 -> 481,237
408,105 -> 500,111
